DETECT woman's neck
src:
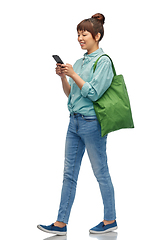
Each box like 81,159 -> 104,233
87,45 -> 99,55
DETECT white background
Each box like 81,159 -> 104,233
0,0 -> 160,240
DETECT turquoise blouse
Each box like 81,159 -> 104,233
68,48 -> 114,116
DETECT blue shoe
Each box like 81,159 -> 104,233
37,223 -> 67,235
89,221 -> 118,234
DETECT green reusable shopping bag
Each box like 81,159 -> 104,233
93,54 -> 134,137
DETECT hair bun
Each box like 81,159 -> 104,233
92,13 -> 105,25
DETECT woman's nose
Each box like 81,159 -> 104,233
78,35 -> 83,41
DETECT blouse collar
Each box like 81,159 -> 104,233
83,48 -> 104,60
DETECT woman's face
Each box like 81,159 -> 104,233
78,30 -> 99,54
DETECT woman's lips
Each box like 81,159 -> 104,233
80,42 -> 85,46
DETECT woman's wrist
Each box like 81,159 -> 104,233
70,71 -> 77,80
61,76 -> 67,82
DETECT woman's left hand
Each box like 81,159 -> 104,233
61,64 -> 75,78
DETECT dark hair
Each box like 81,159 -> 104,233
77,13 -> 105,42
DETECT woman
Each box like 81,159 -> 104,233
38,13 -> 117,235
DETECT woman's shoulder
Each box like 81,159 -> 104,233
97,52 -> 111,63
95,54 -> 112,70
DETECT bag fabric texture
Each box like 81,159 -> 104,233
93,54 -> 134,137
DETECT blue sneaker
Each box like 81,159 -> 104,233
89,221 -> 118,234
37,223 -> 67,235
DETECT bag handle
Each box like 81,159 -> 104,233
93,54 -> 116,76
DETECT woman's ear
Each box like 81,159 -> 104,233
95,33 -> 101,42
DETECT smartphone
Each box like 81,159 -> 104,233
52,55 -> 64,64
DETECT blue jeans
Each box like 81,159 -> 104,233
57,114 -> 116,224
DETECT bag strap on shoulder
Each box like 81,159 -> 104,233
93,54 -> 116,76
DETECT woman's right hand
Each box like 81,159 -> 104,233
55,63 -> 66,78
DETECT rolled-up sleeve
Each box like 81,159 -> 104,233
81,82 -> 91,97
81,57 -> 113,102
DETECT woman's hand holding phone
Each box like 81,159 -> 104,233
56,63 -> 75,79
55,63 -> 66,78
53,55 -> 84,91
53,55 -> 74,78
61,64 -> 75,78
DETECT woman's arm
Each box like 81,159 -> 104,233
81,58 -> 113,101
61,59 -> 113,102
56,64 -> 71,97
61,64 -> 85,89
61,76 -> 71,97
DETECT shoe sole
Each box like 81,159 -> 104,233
37,225 -> 67,236
89,226 -> 118,234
